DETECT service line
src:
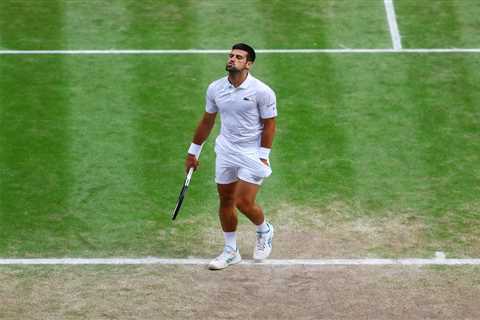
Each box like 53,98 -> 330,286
1,48 -> 480,55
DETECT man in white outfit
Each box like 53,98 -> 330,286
185,43 -> 277,270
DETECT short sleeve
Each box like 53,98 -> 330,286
205,83 -> 218,113
257,87 -> 277,119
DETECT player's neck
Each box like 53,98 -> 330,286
228,71 -> 249,88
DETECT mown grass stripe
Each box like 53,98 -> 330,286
0,2 -> 72,256
403,13 -> 480,251
395,1 -> 480,49
62,0 -> 147,256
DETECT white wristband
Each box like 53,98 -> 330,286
259,147 -> 271,160
188,143 -> 202,159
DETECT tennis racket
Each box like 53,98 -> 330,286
172,143 -> 203,220
171,167 -> 194,220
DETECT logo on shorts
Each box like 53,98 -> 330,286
251,175 -> 262,182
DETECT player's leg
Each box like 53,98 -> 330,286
217,182 -> 238,232
234,152 -> 270,224
235,180 -> 264,225
208,155 -> 241,270
235,180 -> 274,261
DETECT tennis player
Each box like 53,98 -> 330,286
185,43 -> 277,270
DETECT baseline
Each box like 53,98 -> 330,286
1,258 -> 480,266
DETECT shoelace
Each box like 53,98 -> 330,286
256,233 -> 267,251
218,247 -> 235,260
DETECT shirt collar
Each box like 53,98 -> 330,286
225,73 -> 252,89
238,73 -> 252,89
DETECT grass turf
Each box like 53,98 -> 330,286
395,0 -> 480,48
0,0 -> 390,50
0,0 -> 479,258
1,53 -> 479,257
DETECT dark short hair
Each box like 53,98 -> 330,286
232,43 -> 256,62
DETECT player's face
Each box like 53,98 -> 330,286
226,49 -> 252,72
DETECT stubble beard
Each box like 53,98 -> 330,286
225,64 -> 240,73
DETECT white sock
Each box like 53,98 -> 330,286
256,221 -> 269,233
224,232 -> 237,250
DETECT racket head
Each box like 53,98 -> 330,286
171,168 -> 194,220
171,186 -> 187,220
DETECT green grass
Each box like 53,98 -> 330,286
396,0 -> 480,48
1,53 -> 479,257
0,1 -> 479,258
0,0 -> 390,50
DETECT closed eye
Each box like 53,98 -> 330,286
228,53 -> 246,60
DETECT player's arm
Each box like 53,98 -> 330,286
259,117 -> 276,165
192,111 -> 217,145
185,111 -> 217,172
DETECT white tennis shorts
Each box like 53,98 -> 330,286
214,136 -> 272,185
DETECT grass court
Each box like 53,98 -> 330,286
1,0 -> 479,319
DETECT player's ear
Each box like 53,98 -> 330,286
246,61 -> 253,70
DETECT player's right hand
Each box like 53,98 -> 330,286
185,154 -> 199,173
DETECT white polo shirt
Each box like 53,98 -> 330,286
205,73 -> 277,151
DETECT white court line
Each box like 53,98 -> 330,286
384,0 -> 402,50
1,48 -> 480,55
1,258 -> 480,266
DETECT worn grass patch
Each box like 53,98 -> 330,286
1,265 -> 480,319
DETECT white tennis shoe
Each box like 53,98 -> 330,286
208,246 -> 242,270
254,223 -> 274,261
